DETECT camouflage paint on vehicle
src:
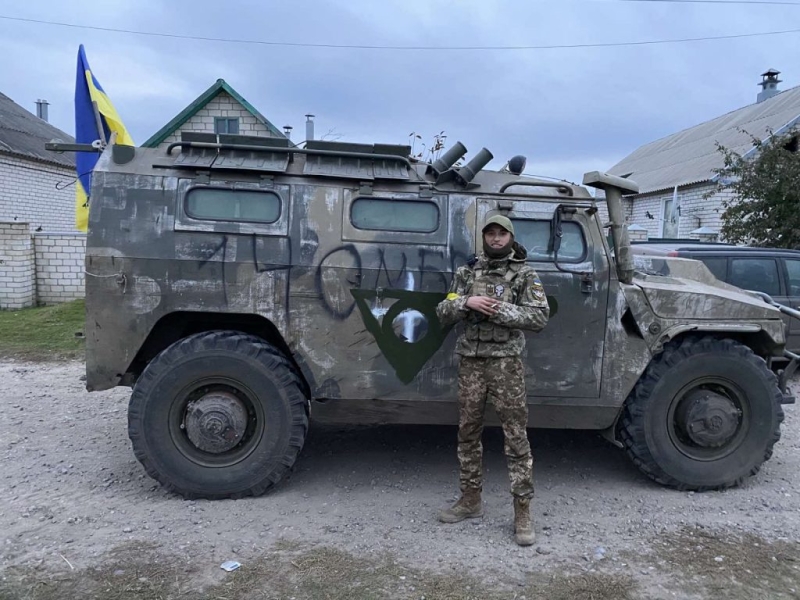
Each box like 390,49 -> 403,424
82,136 -> 788,435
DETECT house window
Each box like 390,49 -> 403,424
185,187 -> 281,223
214,117 -> 240,135
350,198 -> 439,233
511,219 -> 587,263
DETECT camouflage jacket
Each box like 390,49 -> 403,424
436,245 -> 549,358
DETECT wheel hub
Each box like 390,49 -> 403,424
678,389 -> 741,448
184,391 -> 249,454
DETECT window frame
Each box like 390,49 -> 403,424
509,217 -> 589,264
341,191 -> 449,246
214,117 -> 240,135
350,196 -> 440,234
174,179 -> 290,236
184,186 -> 282,225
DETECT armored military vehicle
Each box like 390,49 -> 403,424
69,134 -> 798,499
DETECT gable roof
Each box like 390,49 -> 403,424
608,83 -> 800,195
142,79 -> 285,147
0,92 -> 75,168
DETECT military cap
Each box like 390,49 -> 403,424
482,214 -> 515,236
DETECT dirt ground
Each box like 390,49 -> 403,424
1,360 -> 799,600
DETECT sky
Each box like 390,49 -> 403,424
1,0 -> 798,185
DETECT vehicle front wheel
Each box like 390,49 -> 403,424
619,336 -> 784,491
128,331 -> 308,499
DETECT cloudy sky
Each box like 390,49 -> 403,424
1,0 -> 798,183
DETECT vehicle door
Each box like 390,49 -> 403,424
308,188 -> 455,398
172,176 -> 292,326
477,198 -> 610,399
727,256 -> 790,345
781,257 -> 800,352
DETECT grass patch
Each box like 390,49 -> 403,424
0,299 -> 85,361
651,526 -> 800,599
0,539 -> 638,600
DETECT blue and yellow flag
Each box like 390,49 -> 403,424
74,44 -> 134,232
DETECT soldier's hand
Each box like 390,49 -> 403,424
466,296 -> 501,316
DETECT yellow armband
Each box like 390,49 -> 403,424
446,293 -> 460,301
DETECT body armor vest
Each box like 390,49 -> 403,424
465,263 -> 520,344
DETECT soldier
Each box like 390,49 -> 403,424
435,215 -> 550,546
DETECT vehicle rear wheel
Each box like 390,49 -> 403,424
128,331 -> 308,499
618,336 -> 784,491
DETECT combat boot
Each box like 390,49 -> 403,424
513,497 -> 535,546
438,488 -> 483,523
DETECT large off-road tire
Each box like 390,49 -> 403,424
619,336 -> 784,491
128,331 -> 308,500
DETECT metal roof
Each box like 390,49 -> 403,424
608,83 -> 800,195
0,92 -> 75,168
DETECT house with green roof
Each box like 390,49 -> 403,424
142,79 -> 286,149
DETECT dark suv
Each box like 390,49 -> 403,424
631,240 -> 800,353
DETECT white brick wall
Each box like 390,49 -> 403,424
0,154 -> 77,232
627,182 -> 733,241
0,221 -> 35,309
629,193 -> 664,239
34,233 -> 86,304
674,184 -> 734,239
157,92 -> 276,150
0,222 -> 85,308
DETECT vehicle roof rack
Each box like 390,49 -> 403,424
160,133 -> 414,180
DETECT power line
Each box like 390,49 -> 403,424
1,14 -> 799,51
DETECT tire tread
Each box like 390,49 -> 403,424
128,330 -> 308,500
618,335 -> 784,491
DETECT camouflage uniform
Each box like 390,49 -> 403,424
436,242 -> 549,499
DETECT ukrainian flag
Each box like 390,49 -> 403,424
74,44 -> 134,232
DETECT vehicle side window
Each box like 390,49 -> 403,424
728,258 -> 781,296
185,188 -> 281,223
698,257 -> 727,282
351,198 -> 439,233
785,259 -> 800,296
511,219 -> 587,263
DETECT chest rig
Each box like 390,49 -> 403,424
465,261 -> 520,343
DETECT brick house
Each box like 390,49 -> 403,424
607,70 -> 800,242
0,92 -> 77,231
0,93 -> 87,308
142,78 -> 286,149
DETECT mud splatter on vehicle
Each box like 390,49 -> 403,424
53,134 -> 796,498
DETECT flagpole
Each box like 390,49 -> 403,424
92,101 -> 107,146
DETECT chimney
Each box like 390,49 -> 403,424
35,99 -> 49,122
757,69 -> 782,103
283,125 -> 293,140
305,114 -> 315,141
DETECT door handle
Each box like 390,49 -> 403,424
580,273 -> 594,294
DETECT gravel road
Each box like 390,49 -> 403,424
1,360 -> 799,599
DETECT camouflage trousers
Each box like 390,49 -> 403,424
457,356 -> 534,499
